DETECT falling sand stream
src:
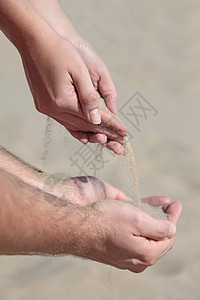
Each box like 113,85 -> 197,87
98,98 -> 166,219
41,99 -> 166,219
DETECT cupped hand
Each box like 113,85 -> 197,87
83,196 -> 182,273
19,29 -> 127,154
48,173 -> 182,273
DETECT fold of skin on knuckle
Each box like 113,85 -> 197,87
121,258 -> 148,273
99,85 -> 117,102
139,248 -> 158,267
80,92 -> 99,108
53,95 -> 71,112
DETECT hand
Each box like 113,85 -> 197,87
19,27 -> 127,154
70,37 -> 127,154
49,176 -> 129,206
26,0 -> 127,154
81,196 -> 182,273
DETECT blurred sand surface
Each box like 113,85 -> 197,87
0,1 -> 200,299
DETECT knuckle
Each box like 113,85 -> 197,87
141,254 -> 156,267
147,259 -> 156,267
106,88 -> 117,100
133,211 -> 143,232
54,96 -> 69,111
146,258 -> 156,266
81,92 -> 98,106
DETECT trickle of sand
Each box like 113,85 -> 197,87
121,139 -> 141,206
41,99 -> 166,219
41,117 -> 54,167
98,98 -> 166,219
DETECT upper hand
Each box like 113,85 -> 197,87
20,29 -> 127,154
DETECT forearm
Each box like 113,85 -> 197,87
0,146 -> 108,206
0,146 -> 46,189
0,168 -> 97,255
0,0 -> 56,51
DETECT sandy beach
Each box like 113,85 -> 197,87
0,0 -> 200,299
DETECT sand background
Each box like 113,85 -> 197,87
0,0 -> 200,299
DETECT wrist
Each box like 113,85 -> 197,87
42,204 -> 102,257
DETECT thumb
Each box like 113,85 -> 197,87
73,65 -> 101,124
136,212 -> 177,241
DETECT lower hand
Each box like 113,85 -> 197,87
81,195 -> 182,273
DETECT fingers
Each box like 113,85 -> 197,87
106,140 -> 124,155
98,70 -> 117,115
73,65 -> 101,125
140,197 -> 182,227
68,130 -> 88,144
68,130 -> 124,155
57,111 -> 126,144
136,236 -> 174,266
164,201 -> 182,226
133,209 -> 177,241
100,109 -> 128,136
141,195 -> 171,207
69,131 -> 107,144
87,133 -> 107,144
103,181 -> 130,201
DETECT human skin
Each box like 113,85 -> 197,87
0,0 -> 127,155
0,146 -> 128,205
0,146 -> 182,273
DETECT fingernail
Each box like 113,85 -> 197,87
167,224 -> 177,239
89,108 -> 101,124
80,138 -> 88,144
101,135 -> 107,143
163,204 -> 170,213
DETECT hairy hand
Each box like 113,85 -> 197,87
81,196 -> 182,273
50,175 -> 182,273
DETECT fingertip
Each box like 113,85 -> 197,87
80,138 -> 89,144
167,224 -> 177,239
69,130 -> 89,144
88,133 -> 107,143
165,201 -> 182,225
106,141 -> 124,155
